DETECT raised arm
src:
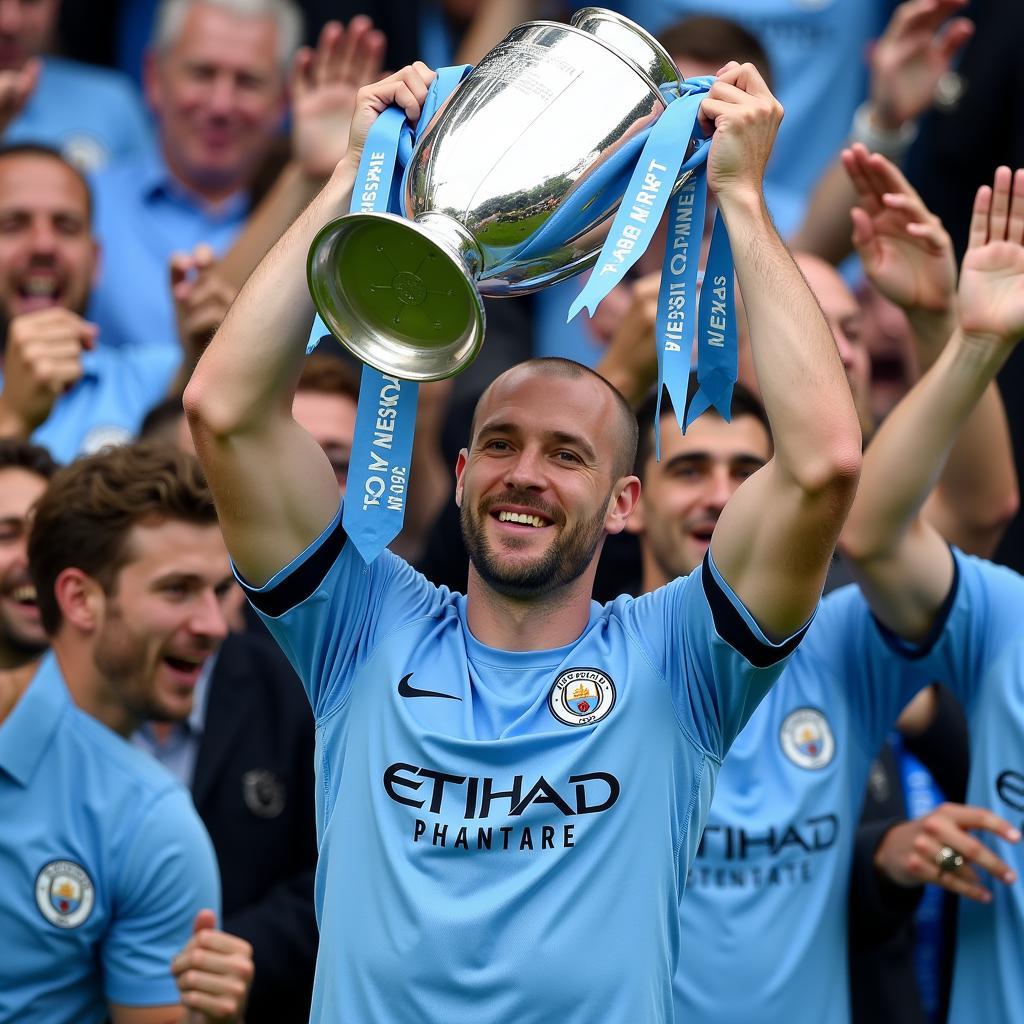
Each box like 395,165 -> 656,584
845,146 -> 1018,556
184,65 -> 435,586
840,167 -> 1024,640
704,63 -> 862,638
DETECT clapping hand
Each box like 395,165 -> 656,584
868,0 -> 973,130
291,17 -> 387,180
958,166 -> 1024,346
171,244 -> 238,363
845,143 -> 956,315
172,910 -> 254,1023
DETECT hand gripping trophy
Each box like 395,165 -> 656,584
306,8 -> 734,561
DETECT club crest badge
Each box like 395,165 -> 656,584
548,667 -> 616,727
780,707 -> 835,770
35,860 -> 95,929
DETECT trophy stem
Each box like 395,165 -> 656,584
307,211 -> 486,382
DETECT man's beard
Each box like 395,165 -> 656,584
461,489 -> 608,599
0,614 -> 48,659
93,606 -> 175,724
0,570 -> 47,662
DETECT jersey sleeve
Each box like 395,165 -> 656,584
800,580 -> 960,757
871,548 -> 1024,714
101,787 -> 220,1007
236,502 -> 448,719
623,550 -> 809,759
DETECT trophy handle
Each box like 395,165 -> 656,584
307,211 -> 486,382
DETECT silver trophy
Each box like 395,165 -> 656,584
307,8 -> 687,381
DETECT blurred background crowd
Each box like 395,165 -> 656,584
1,0 -> 1023,1021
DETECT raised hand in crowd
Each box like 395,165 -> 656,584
172,910 -> 254,1024
170,243 -> 238,394
292,17 -> 387,181
793,0 -> 974,262
841,166 -> 1024,636
217,18 -> 386,293
874,802 -> 1019,903
866,0 -> 974,137
0,57 -> 38,139
847,146 -> 1018,558
0,307 -> 96,438
846,143 -> 956,337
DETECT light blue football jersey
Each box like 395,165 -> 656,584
239,505 -> 807,1024
0,654 -> 220,1023
904,551 -> 1024,1024
675,573 -> 963,1024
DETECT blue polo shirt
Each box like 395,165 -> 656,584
0,654 -> 220,1023
0,343 -> 180,464
6,57 -> 152,172
88,148 -> 249,355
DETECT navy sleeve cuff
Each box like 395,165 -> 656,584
701,552 -> 809,668
239,515 -> 348,618
872,546 -> 960,660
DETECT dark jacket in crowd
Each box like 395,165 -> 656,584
194,631 -> 318,1024
849,686 -> 969,1024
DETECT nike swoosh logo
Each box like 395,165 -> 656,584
397,672 -> 462,701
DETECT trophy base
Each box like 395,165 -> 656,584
307,211 -> 485,382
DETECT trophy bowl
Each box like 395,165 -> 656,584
307,7 -> 686,382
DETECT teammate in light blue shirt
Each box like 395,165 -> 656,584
624,379 -> 989,1024
0,440 -> 251,1023
187,63 -> 862,1022
840,165 -> 1024,1024
0,654 -> 219,1023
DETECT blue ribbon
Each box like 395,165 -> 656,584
307,66 -> 470,563
685,210 -> 737,427
654,162 -> 707,457
566,84 -> 711,321
567,75 -> 738,452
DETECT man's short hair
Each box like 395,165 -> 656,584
472,358 -> 640,481
0,438 -> 58,481
297,354 -> 360,404
0,143 -> 94,223
152,0 -> 304,70
634,376 -> 771,476
28,442 -> 217,635
658,16 -> 773,91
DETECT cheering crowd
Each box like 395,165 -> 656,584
1,1 -> 1023,1022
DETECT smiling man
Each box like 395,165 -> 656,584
185,61 -> 862,1023
88,0 -> 301,357
0,440 -> 252,1023
0,143 -> 180,461
0,439 -> 55,668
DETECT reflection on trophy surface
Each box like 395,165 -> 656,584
308,7 -> 689,381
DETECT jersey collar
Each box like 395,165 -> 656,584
0,653 -> 66,787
